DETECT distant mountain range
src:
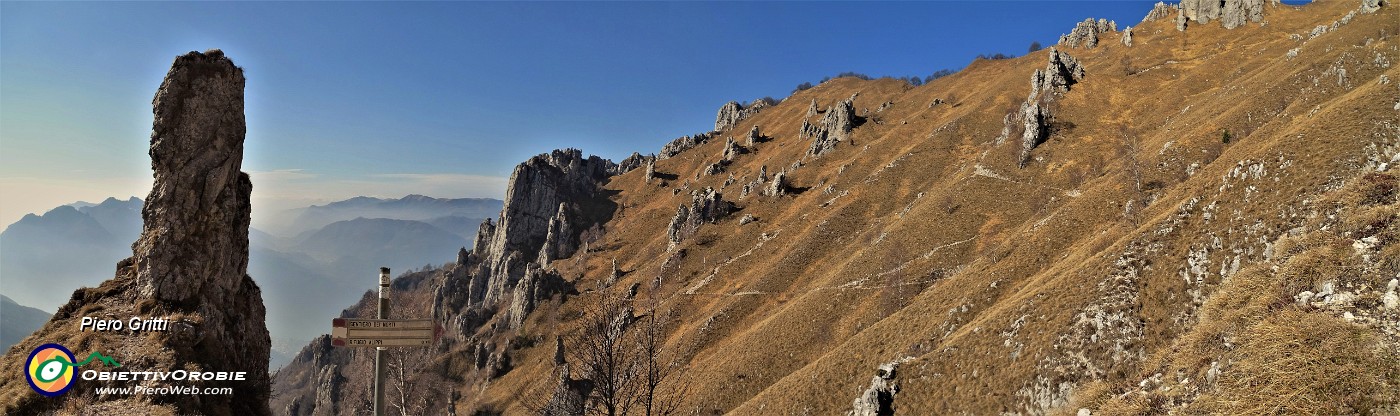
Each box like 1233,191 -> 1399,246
0,195 -> 501,368
0,295 -> 51,352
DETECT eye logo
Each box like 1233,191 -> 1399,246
26,344 -> 76,397
23,344 -> 120,396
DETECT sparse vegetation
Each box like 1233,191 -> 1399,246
1028,41 -> 1043,53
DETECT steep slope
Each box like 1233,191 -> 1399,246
275,1 -> 1400,415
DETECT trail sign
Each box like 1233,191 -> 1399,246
330,318 -> 442,347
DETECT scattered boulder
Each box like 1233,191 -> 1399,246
739,214 -> 757,225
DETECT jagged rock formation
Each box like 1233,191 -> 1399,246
767,171 -> 791,196
431,148 -> 612,340
806,98 -> 819,117
804,99 -> 857,157
613,152 -> 654,175
508,264 -> 571,329
1179,0 -> 1265,29
715,99 -> 774,132
1122,26 -> 1134,46
1143,1 -> 1173,21
666,187 -> 734,248
722,136 -> 745,161
747,125 -> 761,146
1361,0 -> 1382,14
659,133 -> 713,159
1059,18 -> 1117,48
1002,48 -> 1086,167
644,159 -> 657,183
0,49 -> 270,416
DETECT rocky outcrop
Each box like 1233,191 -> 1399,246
478,149 -> 611,304
848,360 -> 907,416
768,171 -> 791,196
1177,7 -> 1188,31
1000,48 -> 1085,167
644,159 -> 657,183
667,187 -> 735,248
432,148 -> 614,341
659,132 -> 713,160
537,203 -> 575,265
747,125 -> 762,146
804,99 -> 857,157
1179,0 -> 1265,29
1122,26 -> 1134,46
613,152 -> 654,175
1059,18 -> 1117,48
723,136 -> 745,161
1142,1 -> 1173,22
1360,0 -> 1382,14
715,98 -> 774,132
0,49 -> 271,416
508,264 -> 572,329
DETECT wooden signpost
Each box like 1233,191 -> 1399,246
330,267 -> 441,416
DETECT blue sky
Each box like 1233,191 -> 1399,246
1,1 -> 1160,228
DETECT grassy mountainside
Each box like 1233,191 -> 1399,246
275,2 -> 1399,414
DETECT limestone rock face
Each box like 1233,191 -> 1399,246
507,264 -> 571,329
768,171 -> 791,196
1122,26 -> 1134,46
0,49 -> 271,416
480,149 -> 611,304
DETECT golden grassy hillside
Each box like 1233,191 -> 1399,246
472,2 -> 1400,414
272,2 -> 1399,415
